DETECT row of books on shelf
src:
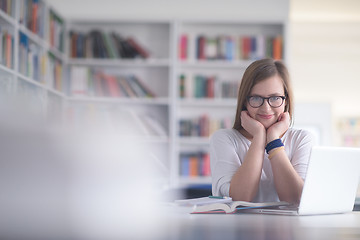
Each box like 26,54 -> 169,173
47,52 -> 63,91
67,105 -> 167,137
180,151 -> 210,177
0,0 -> 13,16
179,34 -> 283,61
338,118 -> 360,147
0,28 -> 13,68
19,0 -> 46,38
179,115 -> 233,137
19,32 -> 63,90
48,10 -> 64,52
69,30 -> 149,59
179,74 -> 239,99
342,135 -> 360,147
338,118 -> 360,131
70,66 -> 156,98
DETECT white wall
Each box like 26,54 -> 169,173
47,0 -> 289,21
289,0 -> 360,119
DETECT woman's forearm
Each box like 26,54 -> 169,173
269,149 -> 304,204
229,133 -> 266,201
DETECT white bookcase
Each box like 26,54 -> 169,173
1,1 -> 288,189
0,0 -> 66,125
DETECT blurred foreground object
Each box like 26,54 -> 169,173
0,96 -> 166,240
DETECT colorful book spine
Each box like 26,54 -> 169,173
180,152 -> 211,177
179,74 -> 240,99
0,30 -> 13,68
18,32 -> 47,83
49,10 -> 64,52
0,0 -> 14,17
69,68 -> 156,98
18,0 -> 45,38
69,30 -> 150,59
180,33 -> 284,61
179,115 -> 233,137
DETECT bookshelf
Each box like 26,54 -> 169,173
65,20 -> 174,185
0,0 -> 66,123
174,21 -> 287,186
1,1 -> 288,188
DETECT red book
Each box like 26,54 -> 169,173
197,36 -> 206,60
206,76 -> 215,98
202,153 -> 211,176
32,2 -> 38,33
103,74 -> 121,97
127,37 -> 150,59
94,73 -> 104,97
6,34 -> 12,68
242,37 -> 250,60
179,34 -> 188,60
273,35 -> 282,60
189,156 -> 198,177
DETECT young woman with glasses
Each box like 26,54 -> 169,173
210,58 -> 314,204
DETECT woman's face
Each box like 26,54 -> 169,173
246,75 -> 286,129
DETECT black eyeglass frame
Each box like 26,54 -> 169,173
246,95 -> 286,108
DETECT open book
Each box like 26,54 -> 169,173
191,200 -> 290,214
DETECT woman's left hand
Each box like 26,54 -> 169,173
266,112 -> 290,143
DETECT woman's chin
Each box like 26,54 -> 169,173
259,120 -> 276,129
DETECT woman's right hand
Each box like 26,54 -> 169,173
240,111 -> 265,138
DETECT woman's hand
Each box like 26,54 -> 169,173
241,111 -> 265,139
266,112 -> 290,143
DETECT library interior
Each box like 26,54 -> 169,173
1,0 -> 360,239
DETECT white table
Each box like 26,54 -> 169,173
147,206 -> 360,240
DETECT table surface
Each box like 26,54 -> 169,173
143,205 -> 360,240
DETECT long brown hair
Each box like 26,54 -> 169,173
233,58 -> 294,131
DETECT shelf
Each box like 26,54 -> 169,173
19,24 -> 65,59
67,58 -> 171,67
0,8 -> 15,26
178,137 -> 210,145
16,73 -> 65,97
179,99 -> 237,107
67,96 -> 170,105
0,64 -> 15,75
179,176 -> 212,186
179,59 -> 253,69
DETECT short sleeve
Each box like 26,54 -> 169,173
288,129 -> 315,180
209,130 -> 245,197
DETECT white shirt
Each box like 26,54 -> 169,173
210,128 -> 314,202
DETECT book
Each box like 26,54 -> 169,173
175,196 -> 233,207
191,200 -> 290,214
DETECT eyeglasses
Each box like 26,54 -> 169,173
247,95 -> 286,108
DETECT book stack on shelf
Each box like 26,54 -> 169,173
179,74 -> 239,99
179,115 -> 233,138
69,30 -> 150,59
70,66 -> 156,99
180,151 -> 210,177
179,33 -> 282,61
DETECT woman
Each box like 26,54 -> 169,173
210,58 -> 314,204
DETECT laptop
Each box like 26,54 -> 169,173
247,146 -> 360,215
